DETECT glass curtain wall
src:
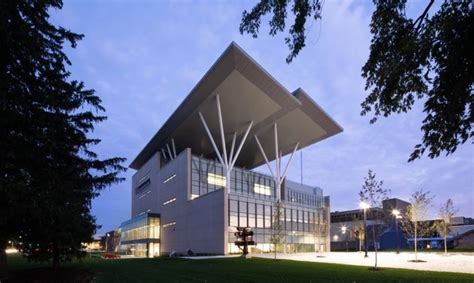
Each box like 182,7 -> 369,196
191,155 -> 327,254
119,213 -> 160,257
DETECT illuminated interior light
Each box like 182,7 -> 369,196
163,174 -> 176,184
207,173 -> 226,187
253,183 -> 272,196
162,222 -> 176,228
163,198 -> 176,205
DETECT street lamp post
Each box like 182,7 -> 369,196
392,209 -> 401,254
106,233 -> 110,252
341,226 -> 348,252
360,201 -> 370,258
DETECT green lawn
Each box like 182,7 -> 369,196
7,255 -> 474,283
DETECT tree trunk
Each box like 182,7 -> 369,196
414,222 -> 418,261
0,241 -> 8,282
444,234 -> 447,254
274,244 -> 276,260
52,243 -> 60,270
372,226 -> 377,269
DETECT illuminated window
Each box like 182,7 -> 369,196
163,198 -> 176,205
163,222 -> 176,228
135,179 -> 150,195
191,194 -> 199,200
253,183 -> 271,196
207,173 -> 226,187
163,174 -> 176,184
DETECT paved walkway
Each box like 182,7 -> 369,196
255,252 -> 474,274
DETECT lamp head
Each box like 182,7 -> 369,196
359,201 -> 370,210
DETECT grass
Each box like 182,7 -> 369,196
7,255 -> 474,283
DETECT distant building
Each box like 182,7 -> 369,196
83,238 -> 103,251
451,229 -> 474,249
330,198 -> 409,251
331,198 -> 474,251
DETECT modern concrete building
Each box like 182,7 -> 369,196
119,42 -> 342,257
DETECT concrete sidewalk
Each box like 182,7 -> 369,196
255,251 -> 474,274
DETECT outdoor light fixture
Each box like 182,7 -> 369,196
392,209 -> 401,254
359,201 -> 369,257
341,226 -> 348,251
359,201 -> 370,209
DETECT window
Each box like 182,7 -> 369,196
207,173 -> 226,187
264,205 -> 271,228
239,201 -> 247,227
248,202 -> 256,228
257,204 -> 264,228
163,198 -> 176,205
163,222 -> 176,228
135,179 -> 151,195
254,183 -> 271,196
163,174 -> 176,184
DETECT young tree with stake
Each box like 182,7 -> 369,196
270,200 -> 284,259
435,199 -> 457,254
359,170 -> 390,270
400,190 -> 434,262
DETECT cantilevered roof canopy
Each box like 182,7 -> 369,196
129,42 -> 342,170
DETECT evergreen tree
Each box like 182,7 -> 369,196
0,0 -> 125,277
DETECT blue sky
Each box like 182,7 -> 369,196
51,0 -> 473,235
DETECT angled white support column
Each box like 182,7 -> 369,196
161,148 -> 167,160
199,94 -> 253,255
254,123 -> 299,201
166,144 -> 174,160
171,138 -> 177,158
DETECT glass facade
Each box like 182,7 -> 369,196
191,155 -> 328,254
192,156 -> 276,200
119,213 -> 160,257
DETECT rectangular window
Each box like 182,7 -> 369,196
135,179 -> 151,195
253,183 -> 271,196
207,173 -> 226,187
162,222 -> 176,228
248,202 -> 256,228
239,201 -> 247,227
163,198 -> 176,205
230,200 -> 238,212
163,174 -> 176,184
257,204 -> 264,228
264,205 -> 271,228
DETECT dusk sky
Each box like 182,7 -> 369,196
51,0 -> 473,236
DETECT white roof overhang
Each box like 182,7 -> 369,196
129,42 -> 343,170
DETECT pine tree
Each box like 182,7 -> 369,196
0,0 -> 125,277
